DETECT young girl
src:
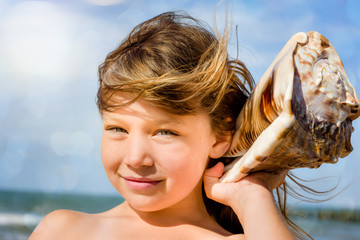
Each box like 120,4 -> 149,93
30,12 -> 295,239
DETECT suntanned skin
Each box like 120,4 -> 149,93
30,169 -> 292,240
29,96 -> 294,240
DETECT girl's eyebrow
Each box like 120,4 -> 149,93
155,117 -> 185,125
102,113 -> 186,126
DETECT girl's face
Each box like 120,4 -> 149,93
101,94 -> 229,212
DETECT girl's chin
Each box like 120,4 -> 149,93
126,199 -> 170,213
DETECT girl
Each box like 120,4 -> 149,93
30,12 -> 295,239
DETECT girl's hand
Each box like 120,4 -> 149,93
203,162 -> 288,207
204,162 -> 294,240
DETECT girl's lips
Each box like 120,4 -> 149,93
123,177 -> 162,190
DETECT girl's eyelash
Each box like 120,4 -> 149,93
105,127 -> 178,136
107,127 -> 128,133
156,129 -> 178,136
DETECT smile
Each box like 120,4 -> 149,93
122,176 -> 163,190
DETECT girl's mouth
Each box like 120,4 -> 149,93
123,177 -> 162,190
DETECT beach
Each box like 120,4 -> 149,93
1,189 -> 359,240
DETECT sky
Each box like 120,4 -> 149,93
0,0 -> 359,209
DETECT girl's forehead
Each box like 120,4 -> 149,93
107,93 -> 170,116
103,104 -> 184,125
103,94 -> 211,125
109,92 -> 137,104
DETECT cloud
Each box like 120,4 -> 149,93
0,1 -> 74,81
51,131 -> 95,156
0,1 -> 120,87
84,0 -> 127,6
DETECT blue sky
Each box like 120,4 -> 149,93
0,0 -> 359,209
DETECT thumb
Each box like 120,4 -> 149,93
204,162 -> 224,179
203,162 -> 224,197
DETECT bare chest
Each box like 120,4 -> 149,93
81,220 -> 241,240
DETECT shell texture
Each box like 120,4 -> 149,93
221,31 -> 360,183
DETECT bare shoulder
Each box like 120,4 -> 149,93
226,234 -> 245,240
209,228 -> 245,240
29,209 -> 91,240
198,229 -> 245,240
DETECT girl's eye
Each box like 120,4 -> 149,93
108,127 -> 128,134
155,129 -> 178,136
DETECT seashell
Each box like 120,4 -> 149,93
221,31 -> 360,183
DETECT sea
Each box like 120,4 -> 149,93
0,189 -> 359,240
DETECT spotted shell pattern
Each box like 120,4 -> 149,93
220,31 -> 360,183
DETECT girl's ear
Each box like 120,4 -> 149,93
209,136 -> 231,159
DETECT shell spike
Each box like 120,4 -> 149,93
330,156 -> 338,163
348,91 -> 360,120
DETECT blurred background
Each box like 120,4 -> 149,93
0,0 -> 359,239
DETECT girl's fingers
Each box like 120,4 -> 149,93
204,162 -> 224,178
246,170 -> 289,191
203,162 -> 227,203
204,163 -> 289,206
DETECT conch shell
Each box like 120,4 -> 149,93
221,31 -> 360,183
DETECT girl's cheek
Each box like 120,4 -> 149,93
101,140 -> 123,168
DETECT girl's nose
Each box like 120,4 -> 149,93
123,133 -> 154,168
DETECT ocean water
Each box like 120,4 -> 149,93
0,190 -> 123,240
1,189 -> 359,240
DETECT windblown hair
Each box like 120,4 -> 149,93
97,11 -> 314,238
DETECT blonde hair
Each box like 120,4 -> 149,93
97,11 -> 253,140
